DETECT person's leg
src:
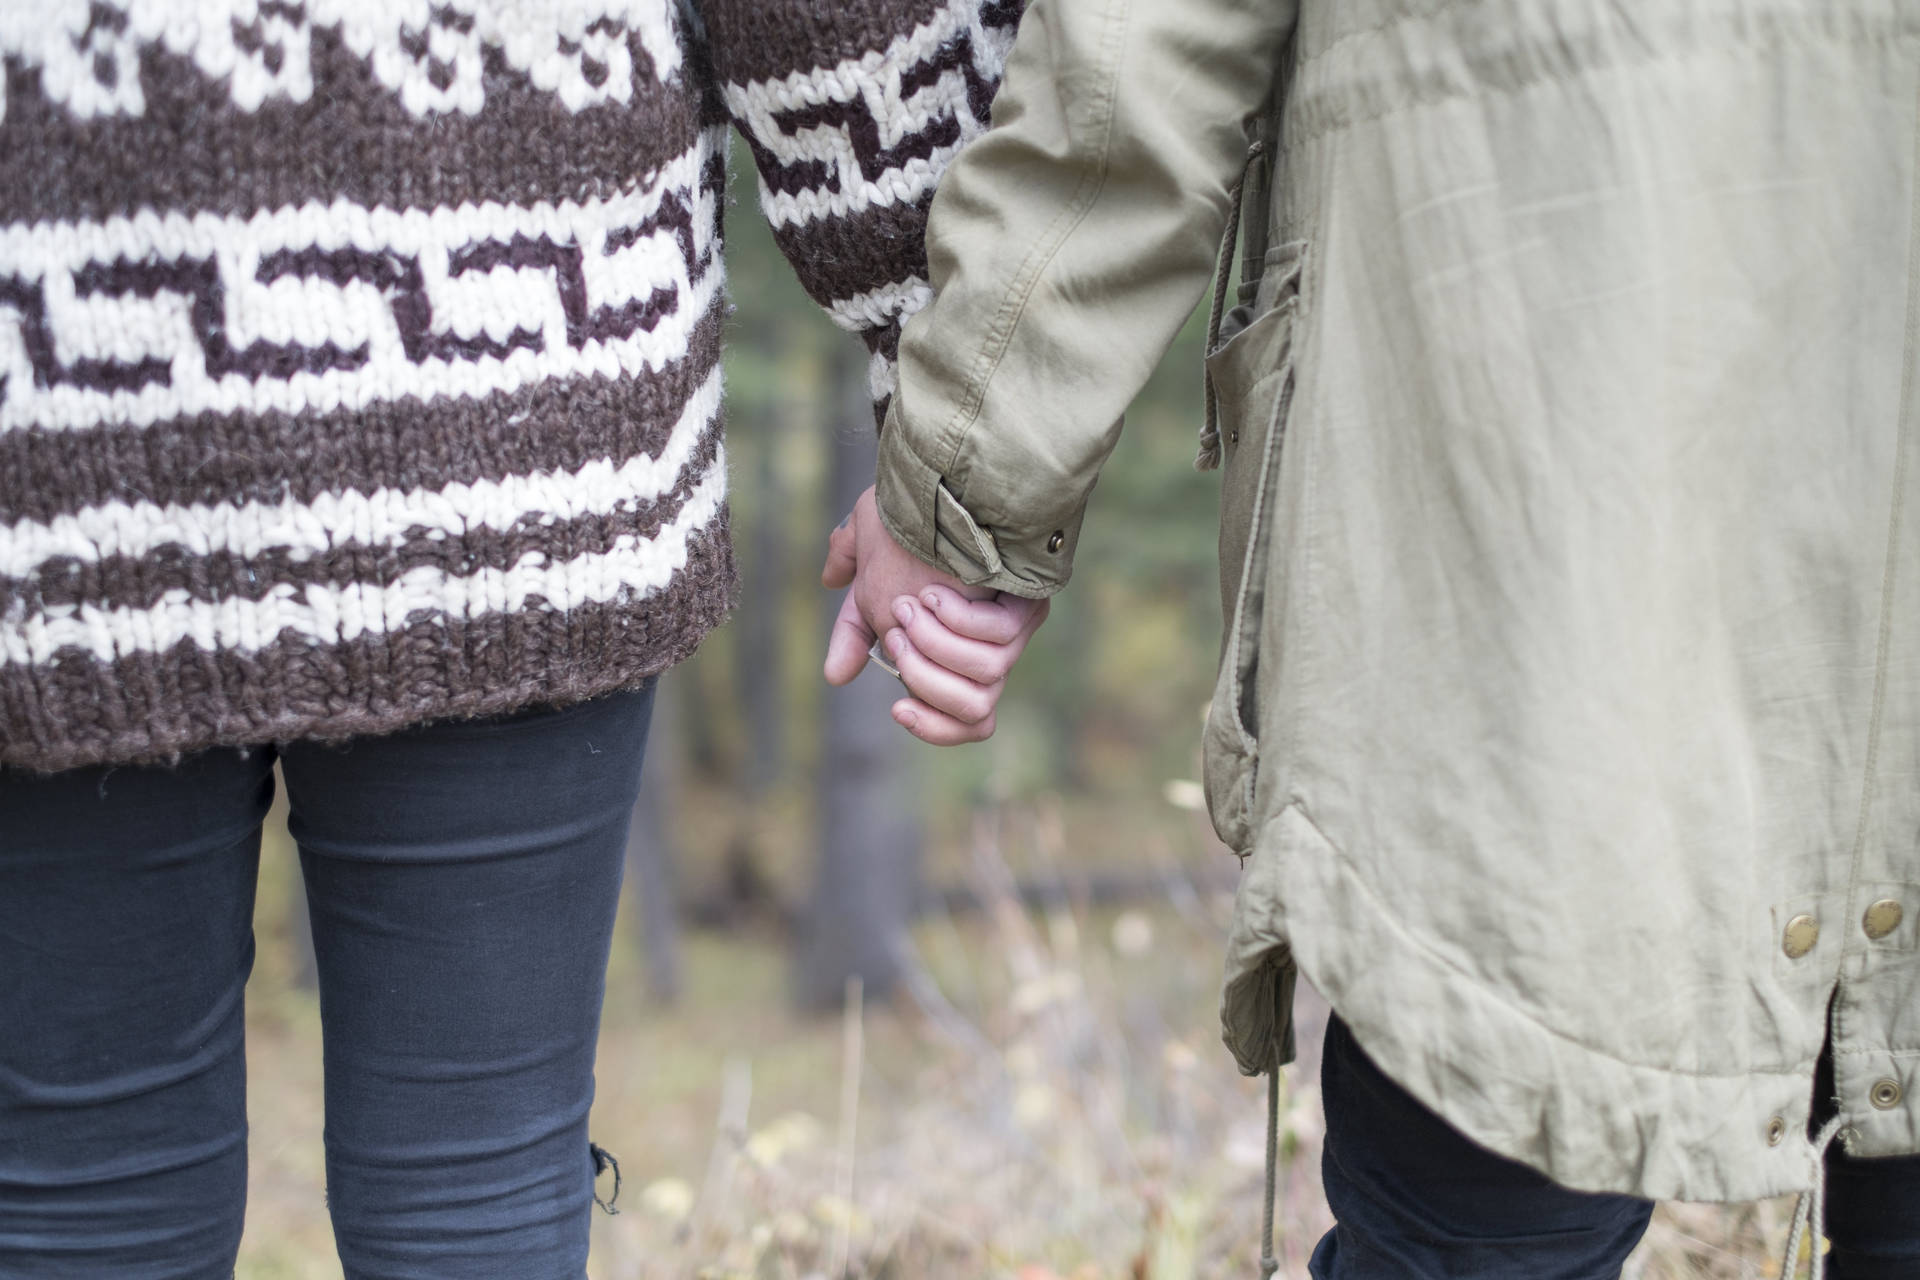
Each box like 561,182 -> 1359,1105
1825,1143 -> 1920,1280
1812,1039 -> 1920,1279
1310,1014 -> 1654,1280
0,750 -> 273,1277
281,686 -> 654,1280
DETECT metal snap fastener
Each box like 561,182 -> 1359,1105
1871,1078 -> 1902,1110
1782,914 -> 1820,959
1046,531 -> 1065,553
1863,898 -> 1904,941
1766,1116 -> 1786,1146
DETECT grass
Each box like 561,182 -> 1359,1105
236,794 -> 1801,1279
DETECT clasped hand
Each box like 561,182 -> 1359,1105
821,486 -> 1047,745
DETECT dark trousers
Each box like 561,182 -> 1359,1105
0,687 -> 654,1280
1311,1014 -> 1920,1279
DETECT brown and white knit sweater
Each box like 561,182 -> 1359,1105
0,0 -> 1018,772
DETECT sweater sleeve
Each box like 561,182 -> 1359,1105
701,0 -> 1024,425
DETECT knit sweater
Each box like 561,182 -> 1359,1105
0,0 -> 1019,772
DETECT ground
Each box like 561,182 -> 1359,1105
234,794 -> 1802,1280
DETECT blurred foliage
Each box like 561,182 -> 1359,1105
695,142 -> 1225,840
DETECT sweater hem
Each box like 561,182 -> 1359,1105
1,533 -> 736,775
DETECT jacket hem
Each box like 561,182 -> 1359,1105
1258,802 -> 1838,1204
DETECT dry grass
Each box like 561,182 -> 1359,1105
236,803 -> 1800,1280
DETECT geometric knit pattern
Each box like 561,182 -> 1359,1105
713,0 -> 1020,410
0,0 -> 1018,771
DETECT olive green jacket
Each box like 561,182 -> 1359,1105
875,0 -> 1920,1204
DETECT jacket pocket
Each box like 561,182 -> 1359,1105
1201,243 -> 1304,855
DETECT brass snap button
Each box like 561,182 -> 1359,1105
1046,531 -> 1065,554
1765,1115 -> 1786,1146
1871,1078 -> 1902,1110
1863,898 -> 1904,941
1782,914 -> 1820,959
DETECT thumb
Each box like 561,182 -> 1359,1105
823,588 -> 876,686
821,517 -> 858,589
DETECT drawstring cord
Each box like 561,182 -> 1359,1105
1781,1116 -> 1845,1279
1198,139 -> 1266,472
1259,1066 -> 1281,1278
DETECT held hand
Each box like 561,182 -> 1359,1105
822,486 -> 1049,745
878,585 -> 1048,744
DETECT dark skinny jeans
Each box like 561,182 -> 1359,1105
0,686 -> 654,1279
1312,1013 -> 1920,1279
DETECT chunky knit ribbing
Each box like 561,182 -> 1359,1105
0,0 -> 1018,771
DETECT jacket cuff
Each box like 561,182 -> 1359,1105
874,407 -> 1081,601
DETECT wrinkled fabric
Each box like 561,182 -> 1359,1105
879,0 -> 1920,1203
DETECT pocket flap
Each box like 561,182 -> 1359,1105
1220,839 -> 1299,1075
1205,297 -> 1294,414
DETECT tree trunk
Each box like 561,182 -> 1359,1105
626,674 -> 684,1005
736,401 -> 788,799
794,345 -> 924,1010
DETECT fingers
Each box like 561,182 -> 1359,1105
891,697 -> 997,746
886,596 -> 1026,685
823,590 -> 876,686
883,628 -> 1002,726
821,517 -> 858,589
917,586 -> 1048,646
816,489 -> 1042,744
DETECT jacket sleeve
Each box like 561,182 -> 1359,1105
700,0 -> 1025,424
871,0 -> 1299,597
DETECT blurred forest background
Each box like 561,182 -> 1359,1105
235,147 -> 1796,1278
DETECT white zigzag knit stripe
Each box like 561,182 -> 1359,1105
0,131 -> 723,435
826,276 -> 932,333
0,445 -> 727,667
0,0 -> 683,121
868,350 -> 898,404
757,147 -> 957,229
720,0 -> 1015,230
0,365 -> 722,579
